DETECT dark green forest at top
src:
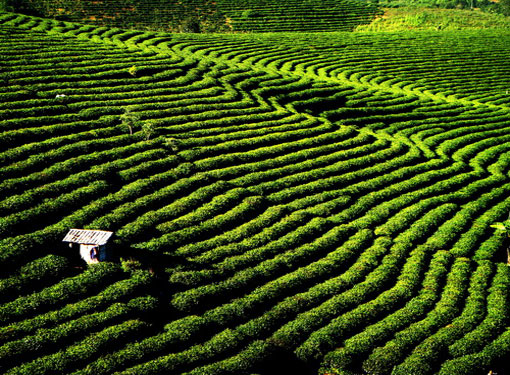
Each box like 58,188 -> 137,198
0,0 -> 382,32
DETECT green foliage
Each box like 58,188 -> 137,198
120,107 -> 141,135
0,263 -> 124,325
127,65 -> 138,77
0,255 -> 70,301
241,9 -> 258,19
1,10 -> 510,375
180,17 -> 201,33
490,220 -> 510,233
7,0 -> 229,31
489,219 -> 510,264
141,120 -> 156,140
7,0 -> 381,32
378,0 -> 494,8
120,257 -> 144,272
220,0 -> 381,32
0,0 -> 13,12
357,7 -> 510,31
501,0 -> 510,15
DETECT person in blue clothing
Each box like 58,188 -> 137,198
90,246 -> 98,261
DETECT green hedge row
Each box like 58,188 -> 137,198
88,162 -> 197,232
0,134 -> 156,188
0,123 -> 121,167
449,183 -> 510,258
0,115 -> 118,148
246,139 -> 407,199
5,319 -> 149,375
343,160 -> 466,229
297,234 -> 461,365
155,188 -> 257,233
0,263 -> 124,325
0,296 -> 157,370
389,261 -> 494,375
0,255 -> 70,302
71,227 -> 367,375
434,123 -> 510,158
187,124 -> 359,175
170,216 -> 333,311
116,178 -> 232,244
362,257 -> 472,374
0,181 -> 110,238
178,116 -> 326,154
446,264 -> 510,359
173,205 -> 290,261
0,147 -> 168,215
170,209 -> 336,286
140,194 -> 266,252
169,207 -> 302,282
267,204 -> 454,363
321,250 -> 458,371
134,233 -> 381,374
0,270 -> 153,345
439,300 -> 510,374
218,0 -> 380,32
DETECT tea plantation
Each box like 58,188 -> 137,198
1,8 -> 510,375
8,0 -> 381,32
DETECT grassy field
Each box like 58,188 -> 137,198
1,6 -> 510,375
356,6 -> 510,31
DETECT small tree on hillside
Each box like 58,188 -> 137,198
500,0 -> 510,16
165,137 -> 181,153
128,65 -> 138,77
120,107 -> 141,135
490,219 -> 510,264
181,17 -> 200,33
0,0 -> 14,12
141,121 -> 156,140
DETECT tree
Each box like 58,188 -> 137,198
141,121 -> 156,140
128,65 -> 138,77
165,137 -> 181,152
120,108 -> 141,135
490,220 -> 510,264
0,0 -> 14,12
500,0 -> 510,16
181,17 -> 200,33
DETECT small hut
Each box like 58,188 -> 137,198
63,229 -> 114,264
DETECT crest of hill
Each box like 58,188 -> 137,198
4,0 -> 382,32
356,6 -> 510,30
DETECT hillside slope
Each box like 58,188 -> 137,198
217,0 -> 381,32
9,0 -> 381,32
356,7 -> 510,31
1,12 -> 510,375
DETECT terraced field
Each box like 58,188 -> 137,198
217,0 -> 381,32
1,11 -> 510,375
17,0 -> 229,32
11,0 -> 381,32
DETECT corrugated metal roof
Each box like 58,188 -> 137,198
62,229 -> 114,245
